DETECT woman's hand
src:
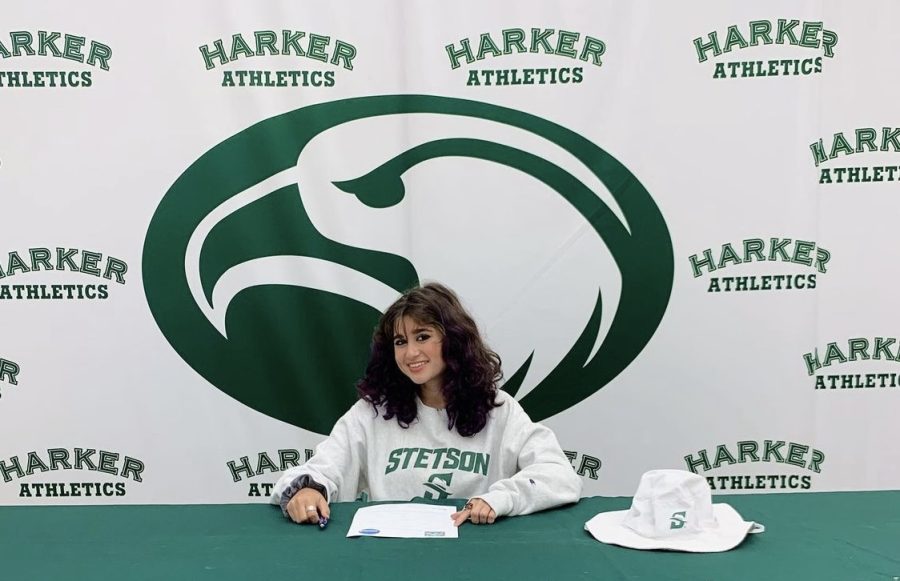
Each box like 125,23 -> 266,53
452,497 -> 496,526
286,487 -> 330,525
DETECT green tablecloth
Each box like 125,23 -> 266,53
1,492 -> 898,580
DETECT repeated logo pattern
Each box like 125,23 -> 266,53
3,6 -> 896,504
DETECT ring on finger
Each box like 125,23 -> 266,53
305,505 -> 317,512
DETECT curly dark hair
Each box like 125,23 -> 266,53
356,282 -> 503,437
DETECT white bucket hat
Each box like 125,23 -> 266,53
585,469 -> 764,552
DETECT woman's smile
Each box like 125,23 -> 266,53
394,316 -> 446,392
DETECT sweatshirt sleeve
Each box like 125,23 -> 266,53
475,397 -> 583,517
270,401 -> 370,506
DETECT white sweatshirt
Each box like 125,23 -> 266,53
271,390 -> 582,517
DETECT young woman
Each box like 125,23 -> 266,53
272,282 -> 581,526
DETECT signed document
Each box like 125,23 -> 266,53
346,503 -> 459,539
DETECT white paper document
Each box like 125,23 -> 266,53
346,503 -> 459,539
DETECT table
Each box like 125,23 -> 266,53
1,492 -> 898,580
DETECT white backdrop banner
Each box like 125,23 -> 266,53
1,0 -> 898,505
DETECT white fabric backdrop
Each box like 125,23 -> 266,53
1,0 -> 898,504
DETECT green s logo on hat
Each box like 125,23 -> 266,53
670,511 -> 687,529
